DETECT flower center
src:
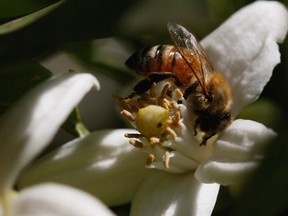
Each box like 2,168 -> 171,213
135,105 -> 170,137
116,80 -> 214,173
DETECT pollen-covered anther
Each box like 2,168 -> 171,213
165,127 -> 177,139
129,139 -> 143,148
175,88 -> 183,100
171,101 -> 179,109
162,100 -> 170,110
149,137 -> 161,145
120,110 -> 135,121
163,151 -> 170,168
146,154 -> 155,165
124,133 -> 143,138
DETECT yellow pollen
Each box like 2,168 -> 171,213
149,137 -> 161,145
135,105 -> 170,137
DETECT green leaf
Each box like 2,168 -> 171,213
0,0 -> 139,64
0,0 -> 64,35
0,1 -> 58,18
0,61 -> 52,115
62,107 -> 90,137
64,41 -> 135,83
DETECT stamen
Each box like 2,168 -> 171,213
150,82 -> 157,97
149,137 -> 161,145
124,133 -> 143,138
163,151 -> 170,168
175,88 -> 183,100
120,110 -> 135,121
162,101 -> 170,110
171,101 -> 179,109
116,79 -> 189,170
125,99 -> 141,112
172,110 -> 181,125
114,96 -> 131,111
166,127 -> 177,138
158,84 -> 170,105
141,93 -> 156,104
146,154 -> 155,165
129,139 -> 143,148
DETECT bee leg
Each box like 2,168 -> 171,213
200,132 -> 216,146
133,78 -> 154,94
125,92 -> 137,99
183,81 -> 199,100
193,123 -> 198,136
133,72 -> 181,94
193,118 -> 200,136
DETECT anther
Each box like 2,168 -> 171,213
124,133 -> 143,138
163,151 -> 170,168
129,139 -> 143,148
146,154 -> 155,165
175,88 -> 183,100
162,84 -> 170,96
120,110 -> 135,121
162,101 -> 169,110
171,101 -> 179,109
166,127 -> 177,138
149,137 -> 161,145
172,111 -> 181,125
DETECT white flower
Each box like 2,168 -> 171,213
0,73 -> 114,216
17,1 -> 288,216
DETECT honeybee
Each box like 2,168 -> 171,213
125,23 -> 233,145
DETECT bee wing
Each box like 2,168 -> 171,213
167,22 -> 214,93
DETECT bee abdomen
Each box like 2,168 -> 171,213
125,45 -> 175,74
126,45 -> 194,86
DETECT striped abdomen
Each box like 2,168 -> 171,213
125,45 -> 199,86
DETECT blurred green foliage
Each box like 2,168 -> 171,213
0,0 -> 288,215
0,0 -> 57,18
0,61 -> 52,114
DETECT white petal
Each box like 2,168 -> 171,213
201,1 -> 288,115
0,73 -> 99,190
11,183 -> 115,216
195,119 -> 276,185
41,52 -> 122,130
18,129 -> 148,206
130,171 -> 219,216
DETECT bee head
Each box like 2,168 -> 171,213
196,111 -> 232,145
